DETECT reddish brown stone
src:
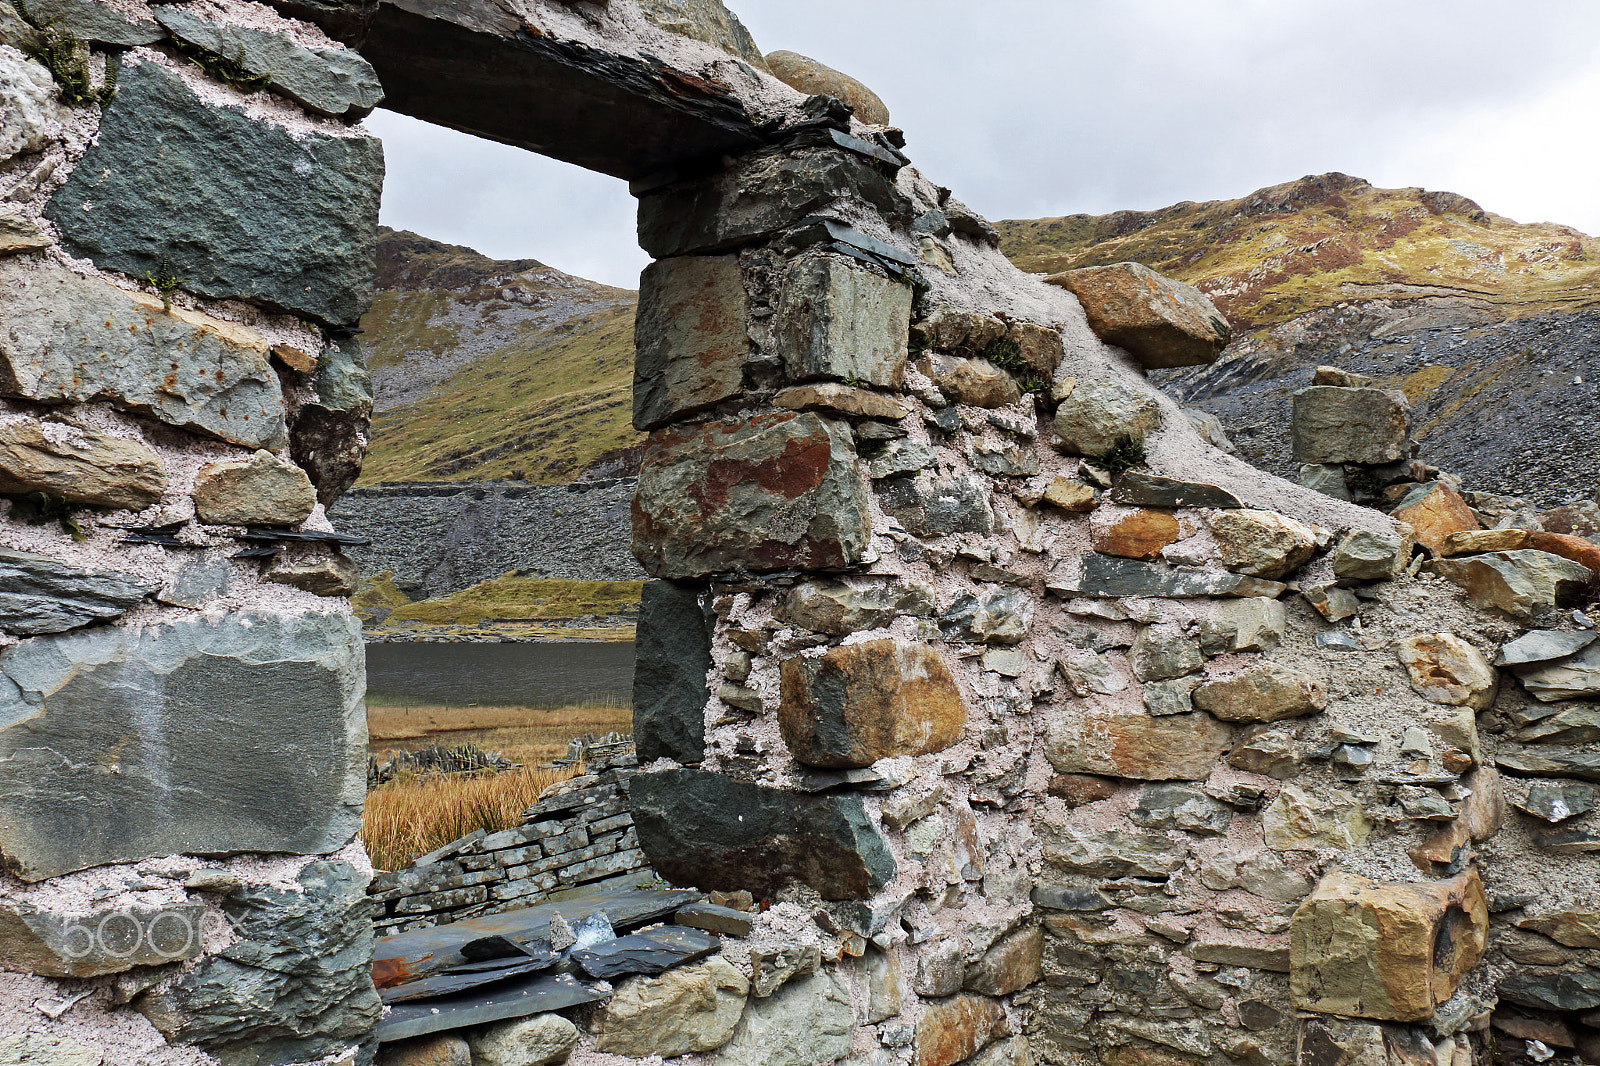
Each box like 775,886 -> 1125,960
1046,707 -> 1232,781
1527,531 -> 1600,576
1092,509 -> 1181,560
633,255 -> 749,430
1045,262 -> 1229,369
914,995 -> 1008,1066
632,411 -> 870,579
779,640 -> 965,768
1391,483 -> 1479,555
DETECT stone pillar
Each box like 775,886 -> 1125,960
0,6 -> 381,1062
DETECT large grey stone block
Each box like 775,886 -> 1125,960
633,580 -> 711,763
0,612 -> 366,881
138,858 -> 381,1066
0,547 -> 154,635
633,255 -> 749,430
637,147 -> 906,258
1291,385 -> 1410,464
155,8 -> 384,119
779,254 -> 912,389
45,57 -> 383,326
0,259 -> 286,448
632,411 -> 870,578
629,768 -> 896,900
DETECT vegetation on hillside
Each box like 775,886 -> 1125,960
996,173 -> 1600,331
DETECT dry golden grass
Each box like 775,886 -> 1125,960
361,764 -> 576,872
366,700 -> 633,767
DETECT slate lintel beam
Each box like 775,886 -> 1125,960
338,0 -> 765,181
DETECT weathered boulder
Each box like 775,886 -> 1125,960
0,1034 -> 102,1066
1431,550 -> 1593,619
1333,528 -> 1414,581
636,0 -> 767,66
1193,662 -> 1326,722
633,580 -> 712,763
633,254 -> 749,430
632,412 -> 870,578
590,958 -> 749,1058
1208,508 -> 1317,579
1112,471 -> 1241,509
1197,597 -> 1287,654
0,209 -> 48,256
914,994 -> 1008,1066
0,897 -> 206,977
630,768 -> 896,899
779,639 -> 965,767
0,612 -> 365,881
1129,625 -> 1203,682
154,8 -> 383,118
1051,379 -> 1162,457
1045,262 -> 1230,369
1390,483 -> 1479,555
1291,386 -> 1410,464
44,57 -> 383,326
780,255 -> 911,389
1441,529 -> 1528,556
0,420 -> 163,510
1041,476 -> 1097,512
0,547 -> 154,636
1517,908 -> 1600,949
1527,530 -> 1600,575
0,260 -> 285,449
1131,783 -> 1232,836
1046,707 -> 1232,781
264,550 -> 359,597
137,858 -> 381,1066
1289,867 -> 1487,1022
714,969 -> 853,1066
0,48 -> 58,164
192,449 -> 317,527
1091,509 -> 1180,560
1008,322 -> 1066,378
1397,633 -> 1497,710
765,50 -> 889,125
916,308 -> 1006,355
467,1014 -> 578,1066
1510,640 -> 1600,702
939,587 -> 1032,645
774,579 -> 932,636
918,353 -> 1022,408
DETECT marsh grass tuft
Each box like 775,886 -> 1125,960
1100,434 -> 1147,477
361,764 -> 574,872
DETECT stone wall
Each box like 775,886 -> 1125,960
367,755 -> 655,935
329,477 -> 645,599
0,2 -> 382,1062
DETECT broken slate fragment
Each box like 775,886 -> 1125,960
571,926 -> 719,980
1515,780 -> 1600,823
1510,640 -> 1600,702
1112,472 -> 1242,509
0,548 -> 155,635
1497,630 -> 1600,667
675,902 -> 754,937
377,972 -> 604,1044
1047,554 -> 1285,599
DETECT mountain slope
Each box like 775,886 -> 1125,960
997,175 -> 1600,506
356,229 -> 643,485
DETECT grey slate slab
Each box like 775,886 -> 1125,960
570,927 -> 720,980
0,548 -> 155,635
1496,629 -> 1600,666
377,972 -> 604,1043
380,959 -> 558,1005
1111,472 -> 1242,509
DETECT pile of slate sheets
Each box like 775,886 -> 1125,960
373,887 -> 746,1043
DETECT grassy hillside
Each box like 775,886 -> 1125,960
356,229 -> 644,485
996,172 -> 1600,331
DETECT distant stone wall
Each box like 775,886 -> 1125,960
329,477 -> 645,599
368,757 -> 653,934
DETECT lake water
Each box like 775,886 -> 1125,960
364,641 -> 636,707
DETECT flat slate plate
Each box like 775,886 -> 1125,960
571,926 -> 719,980
378,972 -> 605,1043
372,888 -> 702,987
380,959 -> 557,1005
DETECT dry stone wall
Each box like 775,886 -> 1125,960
0,2 -> 381,1063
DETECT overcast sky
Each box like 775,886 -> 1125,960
371,1 -> 1600,289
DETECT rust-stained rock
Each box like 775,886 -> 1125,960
1092,509 -> 1181,560
772,383 -> 908,421
1527,531 -> 1600,576
1430,549 -> 1593,619
914,994 -> 1008,1066
1441,529 -> 1528,556
918,353 -> 1022,409
1193,662 -> 1326,723
1397,633 -> 1498,710
1208,508 -> 1317,580
764,50 -> 889,125
778,639 -> 965,768
632,411 -> 870,579
0,420 -> 163,510
1041,476 -> 1097,512
1289,867 -> 1487,1022
1045,262 -> 1230,369
633,254 -> 749,430
1390,483 -> 1479,555
1516,908 -> 1600,949
1046,706 -> 1232,781
965,925 -> 1043,996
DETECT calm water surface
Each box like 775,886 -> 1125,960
364,641 -> 636,707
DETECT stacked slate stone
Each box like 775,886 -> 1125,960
369,754 -> 654,933
613,60 -> 1600,1066
0,4 -> 381,1064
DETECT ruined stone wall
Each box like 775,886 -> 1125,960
329,477 -> 646,599
0,2 -> 382,1062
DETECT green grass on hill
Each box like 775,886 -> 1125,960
378,574 -> 644,627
